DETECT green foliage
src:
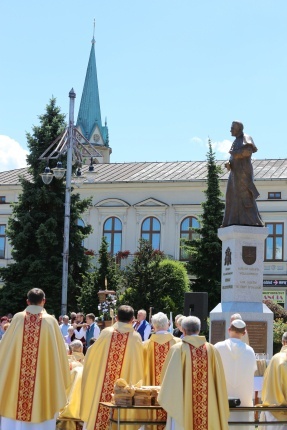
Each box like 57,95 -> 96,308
118,240 -> 189,315
263,299 -> 287,321
94,236 -> 124,292
97,236 -> 110,289
155,259 -> 190,314
76,271 -> 99,314
77,237 -> 124,315
263,300 -> 287,353
273,318 -> 287,345
0,98 -> 92,315
182,140 -> 225,311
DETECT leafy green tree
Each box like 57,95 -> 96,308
155,259 -> 190,314
0,98 -> 92,315
118,239 -> 189,315
182,140 -> 225,311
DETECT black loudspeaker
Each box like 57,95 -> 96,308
183,292 -> 208,331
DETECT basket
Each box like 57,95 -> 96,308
114,395 -> 133,407
134,395 -> 153,406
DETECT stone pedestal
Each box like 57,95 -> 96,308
210,226 -> 274,357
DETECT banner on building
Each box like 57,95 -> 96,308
263,280 -> 287,286
263,290 -> 285,303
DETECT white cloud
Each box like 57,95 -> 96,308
190,136 -> 204,145
0,135 -> 28,171
213,139 -> 232,159
190,136 -> 232,159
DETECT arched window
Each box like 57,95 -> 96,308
141,217 -> 161,249
103,217 -> 122,255
180,216 -> 200,260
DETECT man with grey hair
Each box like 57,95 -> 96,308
143,312 -> 181,426
173,314 -> 183,338
133,309 -> 151,341
215,319 -> 256,430
282,332 -> 287,344
159,316 -> 229,430
69,339 -> 84,363
181,315 -> 200,334
143,312 -> 181,384
261,331 -> 287,428
59,315 -> 71,337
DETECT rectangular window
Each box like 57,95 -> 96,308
265,222 -> 284,261
268,192 -> 281,199
0,197 -> 6,204
0,225 -> 5,259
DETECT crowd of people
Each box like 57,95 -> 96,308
0,289 -> 286,430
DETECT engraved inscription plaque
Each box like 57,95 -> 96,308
210,320 -> 225,345
246,321 -> 267,353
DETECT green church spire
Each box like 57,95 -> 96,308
76,35 -> 109,147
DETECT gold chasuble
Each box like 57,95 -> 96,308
80,321 -> 144,430
0,305 -> 71,424
261,344 -> 287,421
158,336 -> 229,430
58,362 -> 83,423
143,333 -> 181,429
143,333 -> 181,385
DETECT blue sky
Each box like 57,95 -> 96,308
1,0 -> 286,171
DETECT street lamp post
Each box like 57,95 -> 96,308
61,89 -> 76,315
39,89 -> 102,315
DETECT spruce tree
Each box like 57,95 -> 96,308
0,98 -> 92,315
183,140 -> 225,311
77,237 -> 124,314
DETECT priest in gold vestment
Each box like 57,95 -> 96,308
57,340 -> 85,430
0,288 -> 71,430
143,312 -> 181,386
80,305 -> 144,430
158,316 -> 229,430
143,312 -> 181,429
261,332 -> 287,429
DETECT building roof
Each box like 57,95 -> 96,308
1,159 -> 287,186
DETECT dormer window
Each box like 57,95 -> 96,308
268,192 -> 281,199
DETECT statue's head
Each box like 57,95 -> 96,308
230,121 -> 244,137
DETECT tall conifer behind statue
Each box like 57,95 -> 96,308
0,98 -> 92,315
183,140 -> 225,310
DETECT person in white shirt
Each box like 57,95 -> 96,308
133,309 -> 151,341
74,313 -> 100,348
215,319 -> 257,430
59,315 -> 71,337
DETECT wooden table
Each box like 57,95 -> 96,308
99,402 -> 166,429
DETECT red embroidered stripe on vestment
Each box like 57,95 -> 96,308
16,311 -> 43,421
94,331 -> 129,430
154,341 -> 169,429
190,343 -> 208,430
